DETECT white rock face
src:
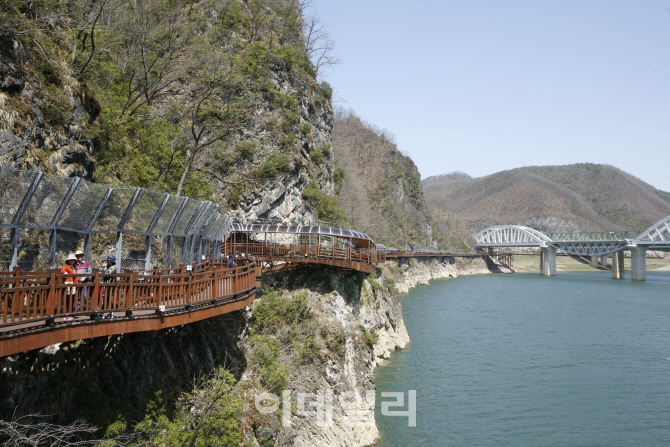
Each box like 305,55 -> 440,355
391,256 -> 491,294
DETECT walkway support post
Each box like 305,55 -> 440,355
540,245 -> 557,276
611,251 -> 624,279
629,246 -> 647,281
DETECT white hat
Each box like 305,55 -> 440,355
66,253 -> 77,261
75,250 -> 85,256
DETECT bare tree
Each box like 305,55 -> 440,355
302,12 -> 340,78
0,413 -> 138,446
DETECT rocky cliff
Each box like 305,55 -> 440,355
0,0 -> 340,224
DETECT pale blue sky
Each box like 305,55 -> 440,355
309,1 -> 670,191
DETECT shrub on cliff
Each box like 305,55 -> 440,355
247,335 -> 289,395
251,287 -> 309,332
133,367 -> 242,447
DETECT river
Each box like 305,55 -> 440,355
375,271 -> 670,446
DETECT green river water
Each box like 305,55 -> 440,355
374,271 -> 670,446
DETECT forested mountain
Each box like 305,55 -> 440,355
423,164 -> 670,234
332,111 -> 472,249
0,0 -> 338,224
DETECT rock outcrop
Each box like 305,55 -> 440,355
382,256 -> 491,294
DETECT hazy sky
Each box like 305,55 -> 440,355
308,0 -> 670,191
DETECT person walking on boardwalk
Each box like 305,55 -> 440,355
60,253 -> 78,319
75,250 -> 92,312
228,254 -> 234,273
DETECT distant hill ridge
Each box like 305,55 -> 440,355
423,164 -> 670,234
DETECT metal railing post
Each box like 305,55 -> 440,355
115,188 -> 141,273
48,177 -> 81,269
144,194 -> 170,270
9,171 -> 44,269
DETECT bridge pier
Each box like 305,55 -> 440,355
540,246 -> 557,276
590,255 -> 599,268
630,246 -> 647,281
599,255 -> 606,267
611,251 -> 625,279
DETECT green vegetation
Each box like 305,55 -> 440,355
363,329 -> 379,348
251,286 -> 309,332
302,180 -> 348,224
256,153 -> 294,179
235,141 -> 257,159
1,0 -> 333,204
310,148 -> 325,164
248,335 -> 289,394
133,368 -> 242,446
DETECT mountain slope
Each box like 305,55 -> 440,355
423,164 -> 670,234
332,114 -> 472,249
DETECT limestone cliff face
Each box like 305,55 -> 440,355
239,266 -> 408,447
225,68 -> 335,225
240,258 -> 493,447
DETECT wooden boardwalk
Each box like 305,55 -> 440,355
0,259 -> 260,357
224,242 -> 381,273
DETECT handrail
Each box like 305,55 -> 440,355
0,258 -> 260,327
223,242 -> 384,266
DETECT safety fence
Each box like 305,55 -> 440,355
0,258 -> 258,329
0,167 -> 233,272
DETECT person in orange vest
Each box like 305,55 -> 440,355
60,253 -> 78,319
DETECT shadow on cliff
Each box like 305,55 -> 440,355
0,310 -> 247,429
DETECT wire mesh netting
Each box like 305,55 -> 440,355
0,168 -> 40,225
58,181 -> 110,231
16,228 -> 50,271
0,167 -> 232,271
20,174 -> 75,227
55,230 -> 84,266
90,232 -> 117,267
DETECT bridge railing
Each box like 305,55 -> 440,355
545,231 -> 643,241
224,242 -> 382,265
0,258 -> 259,327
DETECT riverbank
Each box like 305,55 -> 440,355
511,254 -> 670,273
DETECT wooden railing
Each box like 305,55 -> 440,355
224,242 -> 384,267
0,258 -> 259,328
